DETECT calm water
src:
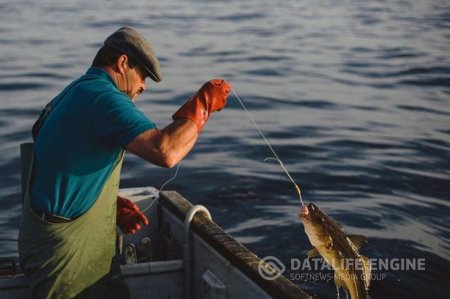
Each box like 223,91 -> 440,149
1,0 -> 449,298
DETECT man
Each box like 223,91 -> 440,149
18,27 -> 231,298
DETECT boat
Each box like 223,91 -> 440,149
0,186 -> 311,298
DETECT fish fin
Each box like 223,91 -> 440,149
335,285 -> 340,299
361,255 -> 372,291
333,271 -> 345,291
347,235 -> 367,249
306,247 -> 319,258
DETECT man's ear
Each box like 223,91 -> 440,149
117,54 -> 128,74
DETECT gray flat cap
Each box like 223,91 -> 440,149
104,27 -> 162,82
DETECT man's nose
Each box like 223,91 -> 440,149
138,83 -> 146,95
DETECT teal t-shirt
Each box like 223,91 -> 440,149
30,67 -> 156,219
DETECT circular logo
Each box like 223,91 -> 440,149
258,256 -> 286,280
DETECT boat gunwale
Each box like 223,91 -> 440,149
159,190 -> 311,299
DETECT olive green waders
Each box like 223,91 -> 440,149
18,143 -> 129,298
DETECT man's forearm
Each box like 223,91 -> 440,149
158,118 -> 199,166
126,119 -> 198,168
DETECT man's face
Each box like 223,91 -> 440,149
123,64 -> 147,101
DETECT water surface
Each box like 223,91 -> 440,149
1,1 -> 449,298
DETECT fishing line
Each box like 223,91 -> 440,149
231,89 -> 305,206
159,163 -> 181,192
128,163 -> 181,217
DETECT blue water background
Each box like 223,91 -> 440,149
1,1 -> 449,298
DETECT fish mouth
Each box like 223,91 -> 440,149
299,203 -> 318,221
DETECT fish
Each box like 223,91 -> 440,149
299,203 -> 371,299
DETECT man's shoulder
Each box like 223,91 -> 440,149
70,77 -> 129,111
76,74 -> 122,97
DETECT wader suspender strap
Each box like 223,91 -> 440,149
31,77 -> 91,140
23,76 -> 91,203
20,143 -> 34,205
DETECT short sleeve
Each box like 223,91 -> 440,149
90,92 -> 156,148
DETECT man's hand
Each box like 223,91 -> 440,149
172,79 -> 231,131
117,196 -> 149,234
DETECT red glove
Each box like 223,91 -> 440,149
117,196 -> 149,234
172,79 -> 231,131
